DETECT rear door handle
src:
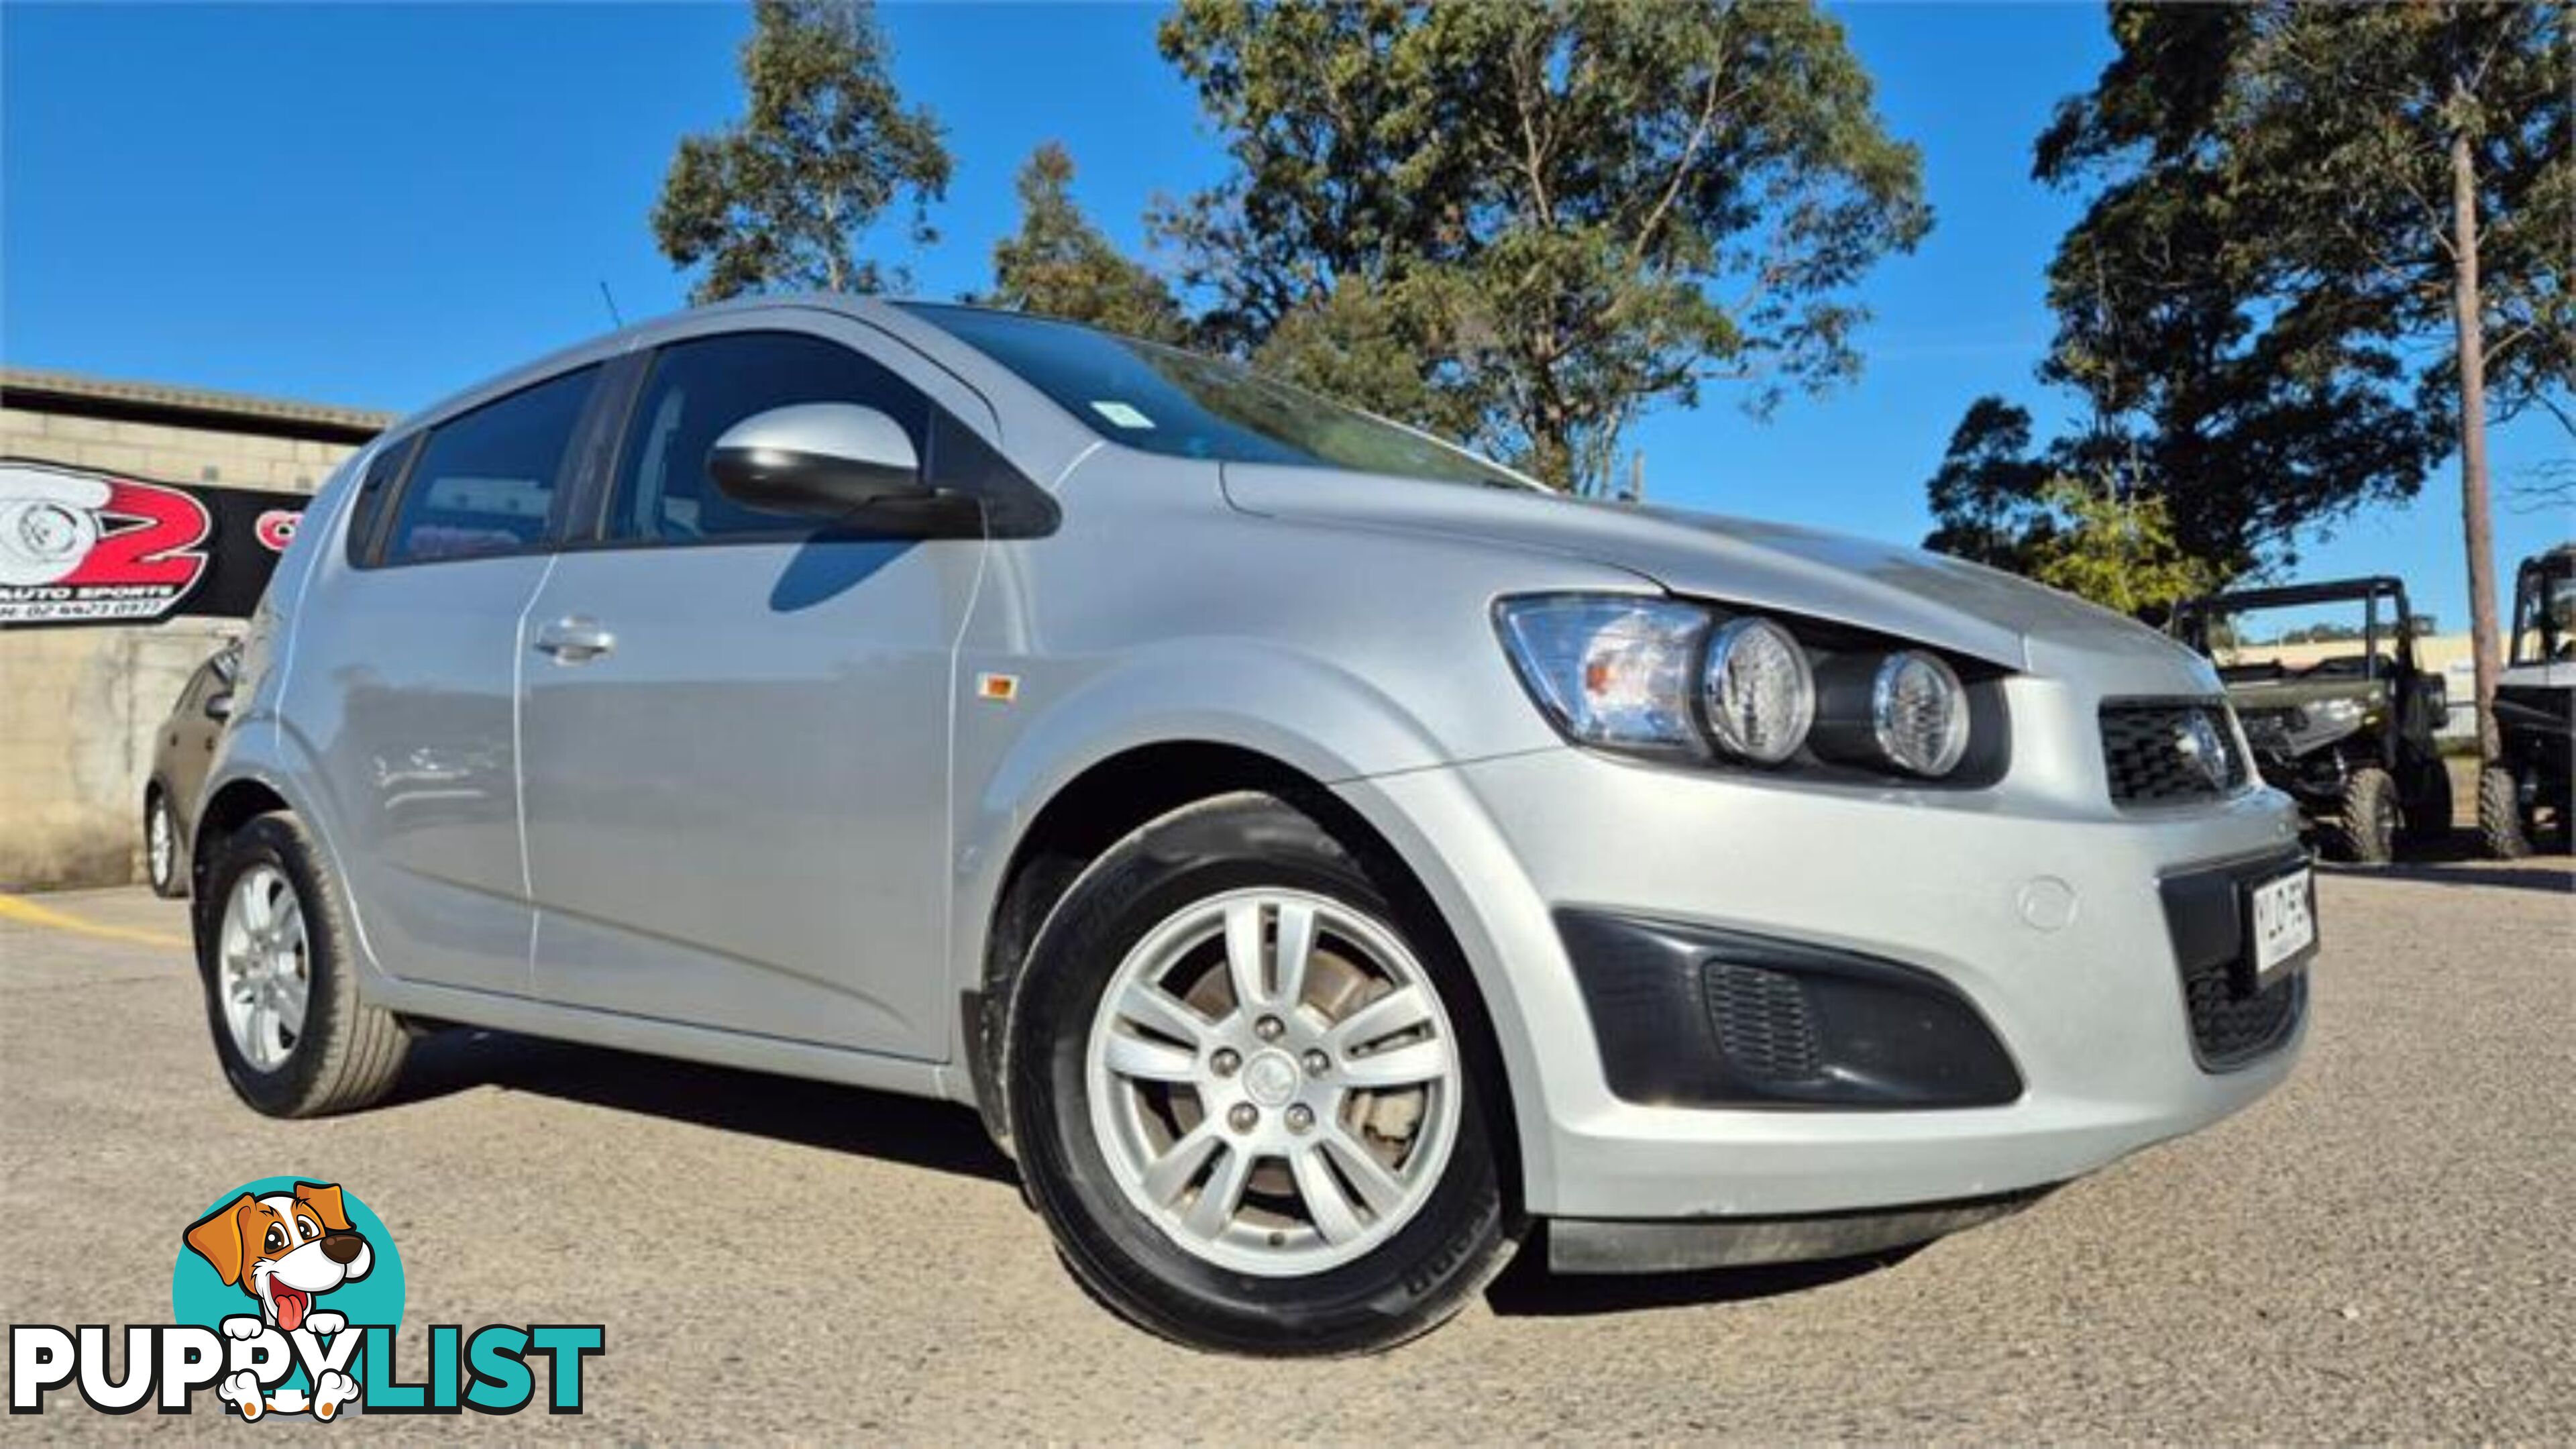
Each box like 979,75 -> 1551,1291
532,616 -> 615,664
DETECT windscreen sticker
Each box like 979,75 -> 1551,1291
1089,400 -> 1155,430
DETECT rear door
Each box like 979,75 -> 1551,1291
517,324 -> 991,1058
302,366 -> 599,996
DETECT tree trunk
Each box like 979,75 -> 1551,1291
2448,121 -> 2502,763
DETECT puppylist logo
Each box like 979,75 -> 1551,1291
11,1177 -> 603,1419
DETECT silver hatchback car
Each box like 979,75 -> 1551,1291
191,297 -> 2312,1352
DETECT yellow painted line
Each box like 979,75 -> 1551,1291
0,893 -> 191,951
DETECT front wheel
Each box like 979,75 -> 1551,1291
2330,766 -> 2400,865
1004,793 -> 1518,1354
2479,765 -> 2534,860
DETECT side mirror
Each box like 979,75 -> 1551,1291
707,403 -> 927,518
204,692 -> 234,722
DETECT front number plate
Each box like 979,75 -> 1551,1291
2249,867 -> 2316,982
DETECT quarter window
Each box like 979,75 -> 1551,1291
608,332 -> 930,543
380,366 -> 598,566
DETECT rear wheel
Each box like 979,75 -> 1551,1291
2329,766 -> 2400,865
197,813 -> 409,1117
2479,765 -> 2534,860
145,788 -> 185,898
1004,792 -> 1518,1354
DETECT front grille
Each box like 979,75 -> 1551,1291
2181,957 -> 2303,1067
1701,961 -> 1823,1083
2101,701 -> 2249,806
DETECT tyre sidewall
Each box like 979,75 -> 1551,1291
1006,796 -> 1511,1355
2338,767 -> 2398,863
196,814 -> 354,1116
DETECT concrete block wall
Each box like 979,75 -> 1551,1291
1,402 -> 360,891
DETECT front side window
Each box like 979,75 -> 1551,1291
380,366 -> 598,566
895,303 -> 1533,490
608,332 -> 931,543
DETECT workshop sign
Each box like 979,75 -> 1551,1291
0,458 -> 304,627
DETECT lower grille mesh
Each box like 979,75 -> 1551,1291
1701,961 -> 1824,1082
2181,959 -> 2302,1066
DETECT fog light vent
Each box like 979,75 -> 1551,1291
1701,961 -> 1823,1083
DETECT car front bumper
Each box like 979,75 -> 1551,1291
1339,729 -> 2310,1225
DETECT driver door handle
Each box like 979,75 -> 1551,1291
533,616 -> 615,664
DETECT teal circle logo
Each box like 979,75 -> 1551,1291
174,1177 -> 405,1406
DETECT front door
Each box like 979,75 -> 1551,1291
517,327 -> 983,1059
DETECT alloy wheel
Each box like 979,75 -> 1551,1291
1083,888 -> 1462,1277
217,864 -> 309,1071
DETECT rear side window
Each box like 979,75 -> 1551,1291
380,366 -> 598,566
607,332 -> 929,543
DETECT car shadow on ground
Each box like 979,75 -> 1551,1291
1484,1232 -> 1920,1318
388,1027 -> 1933,1322
386,1028 -> 1018,1186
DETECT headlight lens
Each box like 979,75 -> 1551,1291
1870,649 -> 1971,776
1493,596 -> 1707,751
1701,616 -> 1815,764
2305,698 -> 2363,731
1496,593 -> 1985,780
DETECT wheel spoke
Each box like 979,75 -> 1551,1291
273,965 -> 309,1025
1290,1140 -> 1364,1244
1223,898 -> 1267,1013
1327,985 -> 1435,1055
1138,1124 -> 1222,1208
1183,1142 -> 1256,1238
1324,1128 -> 1409,1216
1338,1036 -> 1452,1089
1102,1031 -> 1199,1084
1271,898 -> 1316,1013
1116,982 -> 1212,1051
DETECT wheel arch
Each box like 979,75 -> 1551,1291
191,777 -> 293,898
961,738 -> 1525,1210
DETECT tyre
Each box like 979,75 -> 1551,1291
2398,757 -> 2453,849
195,812 -> 409,1118
1003,792 -> 1519,1354
2329,766 -> 2400,865
145,787 -> 186,899
2478,764 -> 2534,860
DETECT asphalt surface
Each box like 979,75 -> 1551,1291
3,851 -> 2570,1442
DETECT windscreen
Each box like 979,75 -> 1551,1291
896,303 -> 1531,489
2197,597 -> 2394,683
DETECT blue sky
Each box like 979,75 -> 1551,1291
4,3 -> 2563,627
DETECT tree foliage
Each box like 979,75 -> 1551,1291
1923,397 -> 2215,617
1925,3 -> 2569,584
652,0 -> 951,303
1155,0 -> 1930,494
981,143 -> 1189,343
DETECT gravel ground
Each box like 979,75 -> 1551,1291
3,856 -> 2569,1443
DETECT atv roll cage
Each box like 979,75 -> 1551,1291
2172,576 -> 2418,684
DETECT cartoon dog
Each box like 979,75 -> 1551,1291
183,1182 -> 370,1420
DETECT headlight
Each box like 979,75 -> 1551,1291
1869,650 -> 1971,775
1493,596 -> 1707,751
1700,616 -> 1815,764
1495,593 -> 1989,780
2304,698 -> 2363,731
